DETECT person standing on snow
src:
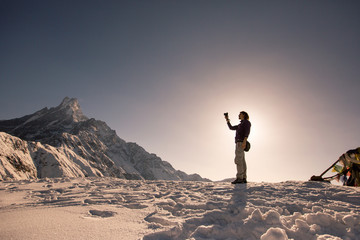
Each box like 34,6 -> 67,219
225,111 -> 251,184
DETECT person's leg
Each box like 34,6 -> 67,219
235,142 -> 247,180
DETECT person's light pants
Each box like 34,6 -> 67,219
235,142 -> 247,180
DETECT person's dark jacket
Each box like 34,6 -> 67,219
227,119 -> 251,143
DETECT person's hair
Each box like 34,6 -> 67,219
240,111 -> 249,120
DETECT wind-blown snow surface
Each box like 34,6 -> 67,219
0,178 -> 359,240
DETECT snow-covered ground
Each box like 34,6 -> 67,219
0,178 -> 359,240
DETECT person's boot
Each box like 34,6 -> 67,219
231,178 -> 247,184
231,179 -> 239,184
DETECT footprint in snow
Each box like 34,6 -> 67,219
88,210 -> 117,218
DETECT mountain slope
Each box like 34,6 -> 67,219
0,97 -> 209,181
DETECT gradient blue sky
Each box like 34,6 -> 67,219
1,0 -> 360,182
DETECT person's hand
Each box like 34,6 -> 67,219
241,141 -> 246,149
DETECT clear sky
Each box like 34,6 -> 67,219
1,0 -> 360,182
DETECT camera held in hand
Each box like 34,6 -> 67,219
224,112 -> 229,120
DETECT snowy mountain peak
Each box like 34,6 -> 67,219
60,97 -> 78,108
0,98 -> 209,182
58,97 -> 86,122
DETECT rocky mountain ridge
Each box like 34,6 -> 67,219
0,97 -> 209,181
